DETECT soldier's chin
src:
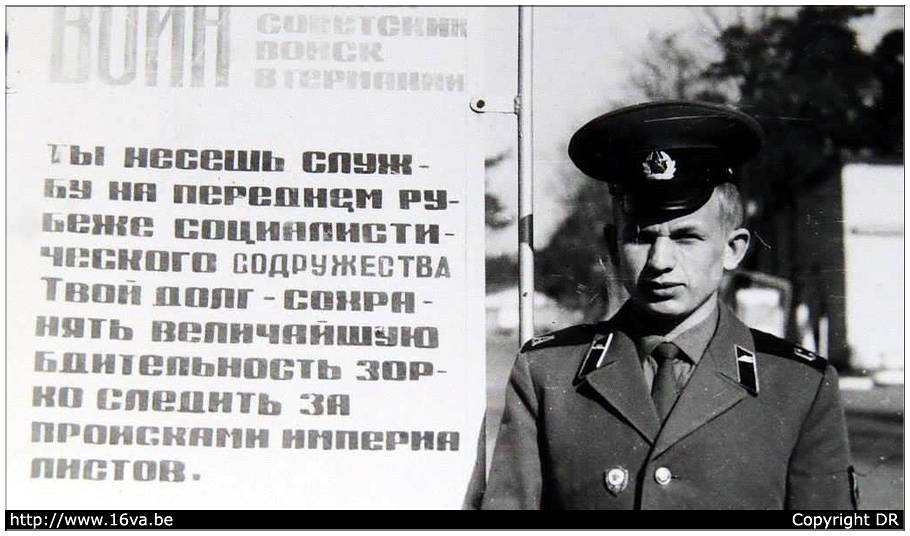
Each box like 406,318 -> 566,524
632,298 -> 689,320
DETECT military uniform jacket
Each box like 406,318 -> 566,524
477,304 -> 855,510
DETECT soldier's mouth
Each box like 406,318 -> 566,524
642,280 -> 682,289
641,281 -> 683,297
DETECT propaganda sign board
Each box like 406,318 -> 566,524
7,6 -> 485,509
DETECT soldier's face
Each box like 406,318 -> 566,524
615,190 -> 748,321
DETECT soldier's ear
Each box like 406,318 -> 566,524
603,223 -> 619,264
723,227 -> 750,270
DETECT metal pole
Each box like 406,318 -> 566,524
517,6 -> 535,346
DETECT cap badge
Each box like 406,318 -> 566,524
642,150 -> 676,180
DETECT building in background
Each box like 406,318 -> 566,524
840,162 -> 903,375
486,286 -> 583,335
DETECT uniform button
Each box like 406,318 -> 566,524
654,466 -> 672,485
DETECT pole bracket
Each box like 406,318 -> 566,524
470,95 -> 518,114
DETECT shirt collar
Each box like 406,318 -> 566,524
614,301 -> 720,365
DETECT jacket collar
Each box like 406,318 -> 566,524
576,302 -> 757,449
581,328 -> 661,444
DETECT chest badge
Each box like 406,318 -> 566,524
604,466 -> 629,496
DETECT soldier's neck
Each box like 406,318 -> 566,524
630,293 -> 719,338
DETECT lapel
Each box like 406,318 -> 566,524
651,303 -> 757,458
580,329 -> 661,444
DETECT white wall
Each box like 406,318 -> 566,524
841,163 -> 904,370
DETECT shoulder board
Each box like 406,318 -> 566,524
750,329 -> 827,372
521,324 -> 597,353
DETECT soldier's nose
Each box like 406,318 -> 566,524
646,236 -> 675,272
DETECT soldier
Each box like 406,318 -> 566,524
468,101 -> 857,510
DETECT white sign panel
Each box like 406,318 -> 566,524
7,6 -> 485,509
841,163 -> 904,370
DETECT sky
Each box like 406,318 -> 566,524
480,6 -> 905,256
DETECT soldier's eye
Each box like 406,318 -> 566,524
672,231 -> 704,243
628,229 -> 656,244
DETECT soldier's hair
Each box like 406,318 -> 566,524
716,182 -> 745,231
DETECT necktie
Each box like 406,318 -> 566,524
651,342 -> 682,422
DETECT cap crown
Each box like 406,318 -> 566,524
568,101 -> 763,216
